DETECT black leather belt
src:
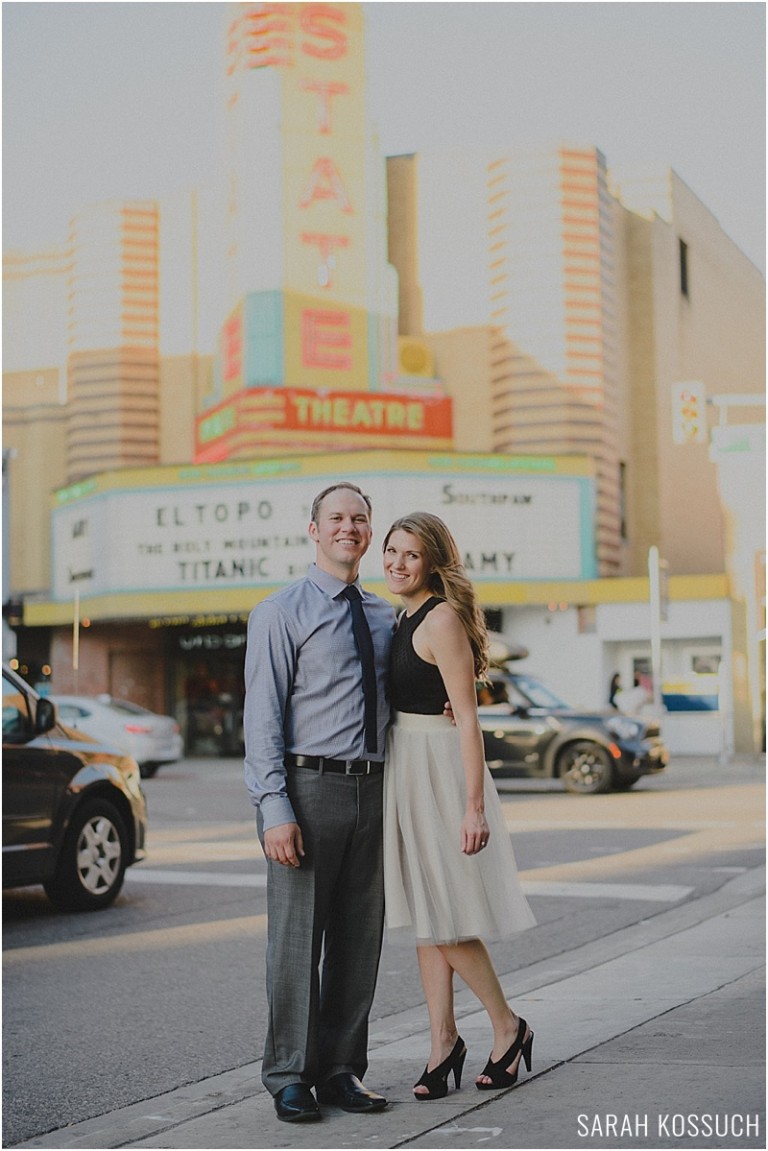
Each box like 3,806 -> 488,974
285,753 -> 384,776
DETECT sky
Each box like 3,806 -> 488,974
3,1 -> 765,277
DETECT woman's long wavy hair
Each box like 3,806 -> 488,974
384,512 -> 489,680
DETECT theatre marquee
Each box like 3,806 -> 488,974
47,451 -> 596,617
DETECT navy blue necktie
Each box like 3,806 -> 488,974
341,584 -> 378,754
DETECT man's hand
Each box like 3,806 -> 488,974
264,822 -> 305,868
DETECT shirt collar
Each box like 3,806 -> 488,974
307,563 -> 363,600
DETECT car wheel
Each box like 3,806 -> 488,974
558,741 -> 614,795
139,763 -> 159,779
43,798 -> 129,911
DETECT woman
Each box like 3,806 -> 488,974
608,672 -> 621,709
382,512 -> 536,1101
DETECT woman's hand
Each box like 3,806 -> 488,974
461,808 -> 490,855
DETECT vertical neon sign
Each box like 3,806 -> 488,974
289,4 -> 365,388
225,4 -> 370,393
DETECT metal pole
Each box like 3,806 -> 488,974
648,546 -> 663,713
73,589 -> 80,693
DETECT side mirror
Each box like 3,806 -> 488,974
35,697 -> 56,736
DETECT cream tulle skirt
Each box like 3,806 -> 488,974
383,712 -> 536,946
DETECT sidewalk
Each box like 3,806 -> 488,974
15,867 -> 765,1151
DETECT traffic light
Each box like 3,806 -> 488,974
672,381 -> 707,444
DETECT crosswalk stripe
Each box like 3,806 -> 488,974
522,879 -> 692,902
126,869 -> 267,887
125,869 -> 692,901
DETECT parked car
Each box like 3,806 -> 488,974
3,664 -> 147,911
49,694 -> 183,777
478,667 -> 669,795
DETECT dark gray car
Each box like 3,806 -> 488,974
478,669 -> 668,795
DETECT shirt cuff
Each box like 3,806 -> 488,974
260,794 -> 298,833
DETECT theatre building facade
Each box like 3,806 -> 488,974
4,2 -> 765,754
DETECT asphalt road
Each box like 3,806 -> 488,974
2,753 -> 764,1146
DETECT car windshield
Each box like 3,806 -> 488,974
508,674 -> 570,709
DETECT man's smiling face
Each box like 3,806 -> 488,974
309,487 -> 373,579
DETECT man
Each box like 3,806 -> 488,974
244,482 -> 395,1123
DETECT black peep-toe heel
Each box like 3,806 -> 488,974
413,1036 -> 467,1101
475,1017 -> 533,1090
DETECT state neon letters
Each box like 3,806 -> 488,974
227,5 -> 362,382
295,6 -> 355,373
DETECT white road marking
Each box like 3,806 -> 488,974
439,1127 -> 503,1140
126,869 -> 691,901
522,879 -> 692,901
126,868 -> 267,887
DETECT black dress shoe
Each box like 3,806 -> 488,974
274,1083 -> 321,1123
317,1072 -> 388,1112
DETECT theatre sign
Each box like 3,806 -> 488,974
196,387 -> 453,460
49,452 -> 596,615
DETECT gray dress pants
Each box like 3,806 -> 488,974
257,767 -> 385,1096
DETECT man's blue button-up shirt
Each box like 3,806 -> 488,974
244,564 -> 396,831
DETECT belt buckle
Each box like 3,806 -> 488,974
344,759 -> 365,776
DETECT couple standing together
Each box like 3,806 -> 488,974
244,482 -> 536,1123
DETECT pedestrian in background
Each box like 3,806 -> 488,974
609,672 -> 622,709
381,512 -> 536,1101
244,483 -> 394,1123
614,673 -> 650,715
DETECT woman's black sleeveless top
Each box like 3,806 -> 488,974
389,597 -> 447,714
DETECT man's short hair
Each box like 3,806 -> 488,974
310,482 -> 372,525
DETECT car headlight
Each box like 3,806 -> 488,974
119,755 -> 143,791
606,716 -> 643,741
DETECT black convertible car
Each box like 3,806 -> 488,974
478,668 -> 668,795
